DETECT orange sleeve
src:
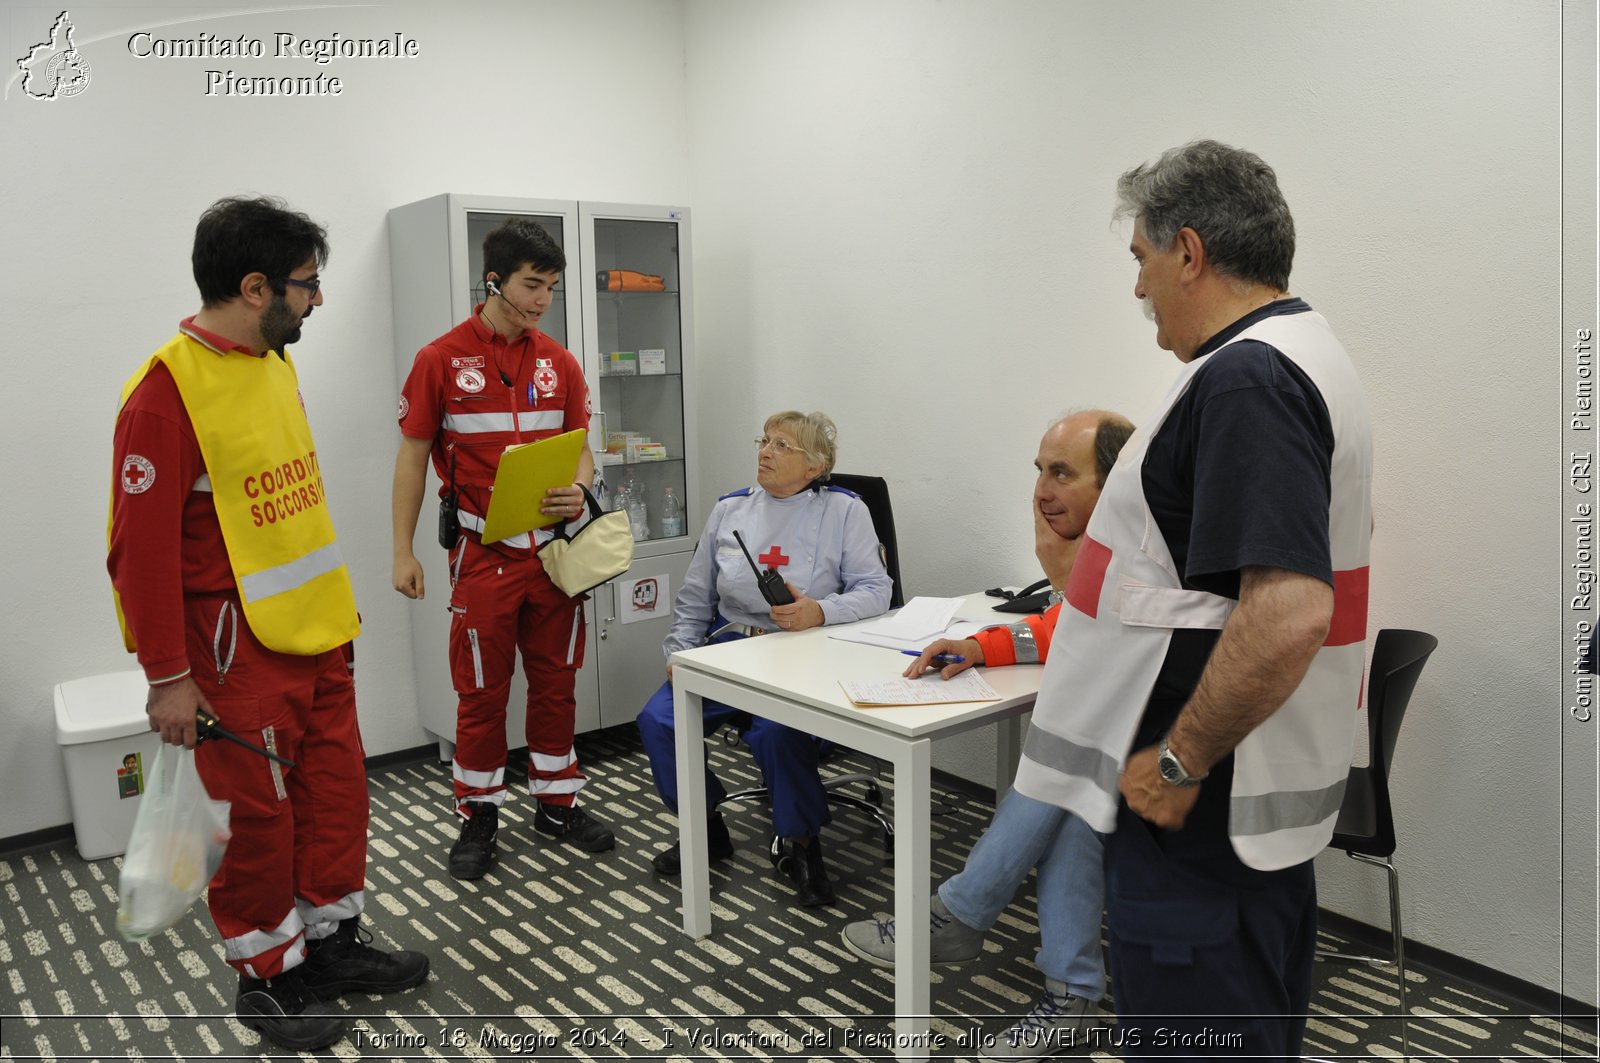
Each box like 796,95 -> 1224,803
973,624 -> 1017,667
973,599 -> 1064,668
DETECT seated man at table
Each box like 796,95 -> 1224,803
842,409 -> 1133,1062
636,410 -> 893,907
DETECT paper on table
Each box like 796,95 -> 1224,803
828,619 -> 988,653
840,670 -> 1001,707
850,596 -> 963,642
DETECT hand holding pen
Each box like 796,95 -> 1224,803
902,638 -> 984,680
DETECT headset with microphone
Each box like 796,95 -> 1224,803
485,275 -> 534,321
484,276 -> 521,389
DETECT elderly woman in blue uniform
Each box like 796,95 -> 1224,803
636,410 -> 893,906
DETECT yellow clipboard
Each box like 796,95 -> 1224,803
479,428 -> 587,544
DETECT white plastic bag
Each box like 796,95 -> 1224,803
116,744 -> 232,941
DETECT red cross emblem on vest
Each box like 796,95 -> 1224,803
758,545 -> 789,569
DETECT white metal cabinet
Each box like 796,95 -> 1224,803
387,194 -> 697,755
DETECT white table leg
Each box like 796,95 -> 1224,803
994,714 -> 1023,797
892,737 -> 932,1061
673,673 -> 711,938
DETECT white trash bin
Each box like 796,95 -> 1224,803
54,670 -> 161,860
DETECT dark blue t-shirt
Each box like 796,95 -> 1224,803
1134,298 -> 1338,870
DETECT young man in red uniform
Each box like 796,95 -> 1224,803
392,219 -> 614,880
108,197 -> 429,1051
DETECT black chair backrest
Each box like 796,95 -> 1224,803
827,473 -> 904,609
1367,628 -> 1439,786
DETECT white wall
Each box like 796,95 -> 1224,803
0,0 -> 692,825
682,0 -> 1596,1005
1,0 -> 1593,1007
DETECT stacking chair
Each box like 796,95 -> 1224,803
1318,628 -> 1439,1060
723,472 -> 903,852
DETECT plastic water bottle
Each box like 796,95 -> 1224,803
660,487 -> 685,537
628,493 -> 650,540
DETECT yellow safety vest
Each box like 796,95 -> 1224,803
112,332 -> 359,656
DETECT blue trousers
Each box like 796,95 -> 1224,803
636,679 -> 831,839
939,787 -> 1106,1001
1104,802 -> 1317,1061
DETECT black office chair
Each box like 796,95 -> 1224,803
827,473 -> 904,609
722,472 -> 903,854
1317,627 -> 1439,1061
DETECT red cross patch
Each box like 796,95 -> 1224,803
121,455 -> 156,495
758,546 -> 789,569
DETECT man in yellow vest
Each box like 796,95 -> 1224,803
107,196 -> 429,1051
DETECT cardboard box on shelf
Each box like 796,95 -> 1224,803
639,349 -> 667,375
604,351 -> 638,377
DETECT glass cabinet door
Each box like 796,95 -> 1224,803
582,211 -> 690,543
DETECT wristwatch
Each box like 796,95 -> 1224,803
1156,735 -> 1208,787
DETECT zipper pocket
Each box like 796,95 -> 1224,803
213,601 -> 238,686
468,628 -> 484,689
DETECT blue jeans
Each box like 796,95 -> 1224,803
939,787 -> 1106,1001
636,679 -> 831,838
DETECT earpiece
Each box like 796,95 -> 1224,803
485,277 -> 501,296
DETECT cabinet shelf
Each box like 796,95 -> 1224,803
598,456 -> 686,468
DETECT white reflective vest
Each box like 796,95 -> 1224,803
1012,308 -> 1372,871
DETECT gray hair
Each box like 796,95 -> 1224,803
1114,139 -> 1295,292
764,410 -> 838,480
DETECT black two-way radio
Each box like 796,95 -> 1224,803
438,447 -> 460,548
732,530 -> 795,606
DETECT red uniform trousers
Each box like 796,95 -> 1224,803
183,593 -> 369,980
447,534 -> 588,815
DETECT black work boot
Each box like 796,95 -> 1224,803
300,916 -> 430,999
235,966 -> 346,1050
787,834 -> 837,908
449,802 -> 498,880
652,811 -> 735,875
534,801 -> 615,852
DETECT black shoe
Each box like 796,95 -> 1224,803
787,835 -> 837,908
449,803 -> 498,880
300,916 -> 431,999
534,802 -> 615,852
652,813 -> 735,875
235,967 -> 346,1050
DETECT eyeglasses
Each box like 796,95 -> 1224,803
754,436 -> 803,456
282,276 -> 321,296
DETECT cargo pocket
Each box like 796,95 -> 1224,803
1107,891 -> 1238,968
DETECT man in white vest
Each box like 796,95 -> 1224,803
1011,141 -> 1372,1059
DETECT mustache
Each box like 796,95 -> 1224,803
1141,297 -> 1156,322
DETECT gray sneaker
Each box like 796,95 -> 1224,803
839,893 -> 984,967
980,980 -> 1096,1062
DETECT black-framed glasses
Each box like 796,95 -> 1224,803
283,276 -> 321,296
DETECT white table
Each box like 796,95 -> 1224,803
670,592 -> 1045,1060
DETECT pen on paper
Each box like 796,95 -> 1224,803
901,650 -> 966,665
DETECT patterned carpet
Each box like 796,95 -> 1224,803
1,729 -> 1594,1061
